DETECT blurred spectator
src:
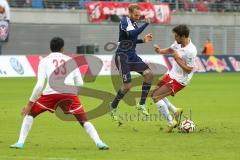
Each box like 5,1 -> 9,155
5,0 -> 240,12
181,0 -> 192,11
0,0 -> 10,42
233,0 -> 240,12
215,0 -> 224,12
43,0 -> 55,8
25,0 -> 31,7
9,0 -> 32,8
223,0 -> 232,12
67,0 -> 80,9
202,39 -> 214,56
162,0 -> 177,11
43,0 -> 80,9
195,0 -> 208,12
9,0 -> 26,8
79,0 -> 91,9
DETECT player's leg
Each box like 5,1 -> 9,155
73,107 -> 109,150
111,54 -> 132,121
110,82 -> 131,122
151,85 -> 174,124
163,97 -> 183,122
141,69 -> 153,104
10,102 -> 47,149
132,57 -> 153,115
10,115 -> 34,149
10,94 -> 58,149
83,121 -> 109,150
137,68 -> 153,115
162,77 -> 185,123
111,83 -> 131,110
61,95 -> 109,150
162,97 -> 177,113
151,85 -> 177,132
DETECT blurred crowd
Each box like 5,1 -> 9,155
7,0 -> 240,12
169,0 -> 240,12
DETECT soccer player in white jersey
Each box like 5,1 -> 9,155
10,37 -> 109,150
153,25 -> 197,132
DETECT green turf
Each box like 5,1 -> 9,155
0,73 -> 240,160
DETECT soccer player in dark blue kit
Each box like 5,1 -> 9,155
110,4 -> 153,122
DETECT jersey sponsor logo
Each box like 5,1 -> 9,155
9,57 -> 24,75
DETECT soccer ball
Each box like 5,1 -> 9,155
179,119 -> 195,133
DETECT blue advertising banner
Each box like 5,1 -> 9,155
164,55 -> 240,73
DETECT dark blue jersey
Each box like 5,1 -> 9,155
116,16 -> 148,61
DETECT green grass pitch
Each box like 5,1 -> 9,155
0,73 -> 240,160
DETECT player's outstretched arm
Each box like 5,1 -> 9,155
128,23 -> 149,37
24,61 -> 46,116
22,76 -> 45,116
29,61 -> 46,102
73,67 -> 84,95
154,44 -> 172,54
128,17 -> 150,37
121,16 -> 150,37
128,17 -> 149,37
173,50 -> 193,74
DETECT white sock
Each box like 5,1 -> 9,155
156,100 -> 173,125
17,115 -> 34,144
84,122 -> 102,144
163,97 -> 177,113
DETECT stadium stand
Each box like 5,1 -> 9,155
7,0 -> 240,12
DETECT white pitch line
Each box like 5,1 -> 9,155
0,156 -> 77,160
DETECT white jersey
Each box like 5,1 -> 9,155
29,52 -> 83,102
169,40 -> 197,86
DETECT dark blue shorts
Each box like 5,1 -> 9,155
115,53 -> 149,83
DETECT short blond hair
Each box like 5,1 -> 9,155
128,4 -> 141,13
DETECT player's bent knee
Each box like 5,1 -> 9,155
74,113 -> 87,127
151,92 -> 163,103
79,121 -> 85,127
83,121 -> 91,126
123,83 -> 131,92
125,87 -> 131,92
28,113 -> 38,118
151,96 -> 157,103
144,69 -> 153,81
83,121 -> 94,129
151,92 -> 157,101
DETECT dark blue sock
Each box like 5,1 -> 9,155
112,89 -> 126,109
139,82 -> 151,105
